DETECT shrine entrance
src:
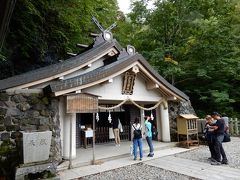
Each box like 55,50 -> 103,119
76,109 -> 130,148
76,103 -> 159,149
76,104 -> 132,149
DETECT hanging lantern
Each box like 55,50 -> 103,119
96,112 -> 99,122
108,111 -> 112,123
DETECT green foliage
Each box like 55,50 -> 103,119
0,140 -> 16,158
1,0 -> 240,117
2,0 -> 119,76
210,90 -> 235,103
0,52 -> 6,62
127,0 -> 240,117
0,140 -> 19,178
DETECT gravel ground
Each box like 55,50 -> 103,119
79,137 -> 240,180
175,136 -> 240,169
79,163 -> 199,180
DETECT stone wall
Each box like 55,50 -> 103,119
168,100 -> 196,141
0,91 -> 62,165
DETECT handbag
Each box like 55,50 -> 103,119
130,145 -> 133,155
109,127 -> 115,139
223,132 -> 231,143
118,119 -> 123,132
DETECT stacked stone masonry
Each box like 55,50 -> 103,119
0,92 -> 62,164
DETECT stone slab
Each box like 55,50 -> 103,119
15,162 -> 56,180
22,131 -> 52,164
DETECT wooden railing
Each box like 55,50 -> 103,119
95,125 -> 130,144
229,118 -> 240,135
120,125 -> 130,141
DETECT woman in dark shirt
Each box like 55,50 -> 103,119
112,117 -> 120,146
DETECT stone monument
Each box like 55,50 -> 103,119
15,131 -> 56,180
22,131 -> 52,163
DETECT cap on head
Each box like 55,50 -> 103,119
211,112 -> 220,116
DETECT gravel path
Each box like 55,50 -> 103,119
79,163 -> 199,180
175,136 -> 240,168
79,137 -> 240,180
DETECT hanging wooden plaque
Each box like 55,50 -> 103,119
122,72 -> 136,95
66,93 -> 98,113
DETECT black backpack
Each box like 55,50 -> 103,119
133,125 -> 142,139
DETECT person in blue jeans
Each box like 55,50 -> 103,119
144,116 -> 154,157
132,117 -> 143,160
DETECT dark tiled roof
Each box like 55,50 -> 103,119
48,53 -> 189,101
0,40 -> 120,90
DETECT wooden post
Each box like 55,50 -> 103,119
229,118 -> 234,135
235,118 -> 239,135
92,113 -> 96,165
68,114 -> 73,169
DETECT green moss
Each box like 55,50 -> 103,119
0,140 -> 19,177
28,94 -> 40,105
0,93 -> 8,101
41,97 -> 49,105
0,140 -> 15,156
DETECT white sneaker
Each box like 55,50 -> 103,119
211,161 -> 221,165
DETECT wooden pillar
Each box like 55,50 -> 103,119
229,118 -> 234,135
156,106 -> 162,141
160,100 -> 171,142
63,113 -> 76,160
235,118 -> 239,135
140,108 -> 145,136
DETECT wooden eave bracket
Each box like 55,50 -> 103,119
146,82 -> 159,90
76,43 -> 89,48
108,48 -> 118,56
67,52 -> 77,57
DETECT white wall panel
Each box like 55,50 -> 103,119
82,74 -> 162,102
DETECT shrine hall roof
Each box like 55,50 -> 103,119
0,35 -> 189,101
0,40 -> 121,90
46,53 -> 189,101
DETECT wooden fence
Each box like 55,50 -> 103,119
95,125 -> 130,144
197,118 -> 240,136
229,118 -> 240,135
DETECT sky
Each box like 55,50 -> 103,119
117,0 -> 155,14
117,0 -> 132,14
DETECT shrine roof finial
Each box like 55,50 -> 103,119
91,16 -> 117,41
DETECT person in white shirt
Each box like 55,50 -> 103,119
132,117 -> 143,160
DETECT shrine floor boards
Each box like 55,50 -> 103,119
57,140 -> 176,170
